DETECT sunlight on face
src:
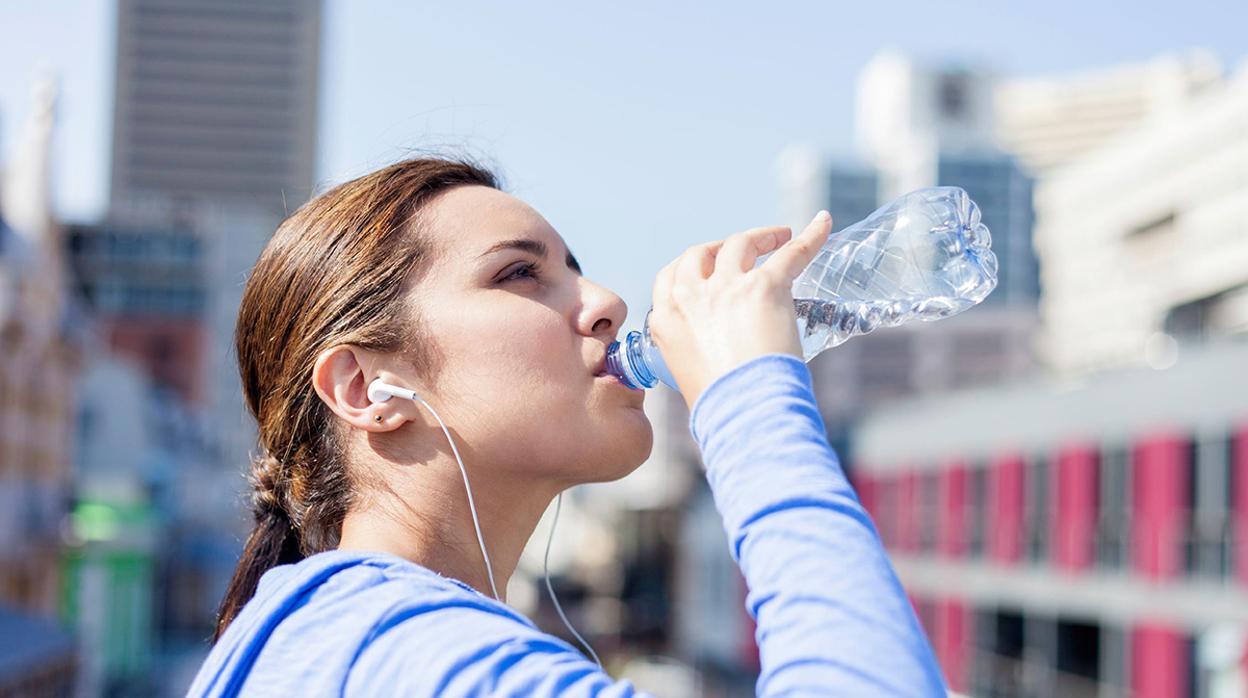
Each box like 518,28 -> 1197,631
403,185 -> 652,485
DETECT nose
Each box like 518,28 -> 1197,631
578,276 -> 627,338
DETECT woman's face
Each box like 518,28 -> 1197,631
400,185 -> 652,485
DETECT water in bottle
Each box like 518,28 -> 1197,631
605,187 -> 999,391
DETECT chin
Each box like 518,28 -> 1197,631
610,421 -> 655,479
580,421 -> 654,485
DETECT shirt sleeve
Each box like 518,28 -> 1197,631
689,353 -> 948,697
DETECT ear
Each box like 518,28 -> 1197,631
312,345 -> 405,432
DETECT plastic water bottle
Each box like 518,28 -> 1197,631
605,186 -> 999,391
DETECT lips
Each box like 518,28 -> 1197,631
593,342 -> 617,377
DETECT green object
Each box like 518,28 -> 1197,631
60,498 -> 158,683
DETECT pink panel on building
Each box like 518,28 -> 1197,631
989,454 -> 1025,564
1131,624 -> 1188,698
939,463 -> 969,558
1132,434 -> 1188,580
852,471 -> 878,523
874,476 -> 895,547
934,598 -> 970,692
897,470 -> 920,553
1053,443 -> 1098,571
1234,424 -> 1248,584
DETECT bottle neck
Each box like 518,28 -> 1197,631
605,329 -> 658,390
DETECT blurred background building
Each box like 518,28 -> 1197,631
774,51 -> 1041,461
0,75 -> 83,697
1033,64 -> 1248,377
995,51 -> 1222,177
1,1 -> 319,695
650,47 -> 1248,697
109,0 -> 321,216
840,53 -> 1248,698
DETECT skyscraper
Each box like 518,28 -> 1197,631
109,0 -> 321,216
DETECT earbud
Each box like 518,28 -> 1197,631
368,379 -> 419,404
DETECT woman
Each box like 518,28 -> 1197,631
189,157 -> 947,696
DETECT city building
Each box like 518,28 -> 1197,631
54,3 -> 319,686
995,50 -> 1223,177
850,339 -> 1248,698
66,217 -> 207,404
109,0 -> 322,215
0,77 -> 80,618
855,50 -> 1000,200
1033,63 -> 1248,376
63,200 -> 280,692
845,58 -> 1248,698
774,51 -> 1043,435
673,50 -> 1244,694
822,163 -> 879,235
775,146 -> 881,237
854,50 -> 1041,311
935,153 -> 1038,308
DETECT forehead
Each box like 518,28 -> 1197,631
425,185 -> 565,259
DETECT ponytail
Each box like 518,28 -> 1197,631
213,456 -> 303,641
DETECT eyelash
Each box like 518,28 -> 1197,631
502,262 -> 540,283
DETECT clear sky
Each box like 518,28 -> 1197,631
1,0 -> 1245,324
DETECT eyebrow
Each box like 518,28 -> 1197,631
478,238 -> 582,275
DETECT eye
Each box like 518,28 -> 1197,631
501,262 -> 540,283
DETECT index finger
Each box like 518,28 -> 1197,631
758,211 -> 832,281
714,225 -> 794,276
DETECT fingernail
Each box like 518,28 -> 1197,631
814,210 -> 831,222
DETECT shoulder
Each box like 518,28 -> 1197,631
268,549 -> 536,632
344,616 -> 633,697
228,551 -> 548,695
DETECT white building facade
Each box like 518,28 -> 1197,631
1033,64 -> 1248,376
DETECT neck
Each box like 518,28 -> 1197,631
338,463 -> 561,602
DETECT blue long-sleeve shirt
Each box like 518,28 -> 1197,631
188,353 -> 947,696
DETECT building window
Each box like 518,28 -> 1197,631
1186,432 -> 1234,578
976,608 -> 1025,697
918,471 -> 939,553
1164,284 -> 1248,344
1055,618 -> 1101,694
968,463 -> 987,558
1096,445 -> 1130,569
1025,454 -> 1049,563
938,72 -> 970,121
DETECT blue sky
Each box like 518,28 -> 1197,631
1,0 -> 1245,323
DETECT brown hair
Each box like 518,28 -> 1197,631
214,157 -> 499,640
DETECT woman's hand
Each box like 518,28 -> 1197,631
649,211 -> 833,411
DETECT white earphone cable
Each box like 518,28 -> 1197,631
388,384 -> 601,667
407,393 -> 500,601
544,492 -> 603,667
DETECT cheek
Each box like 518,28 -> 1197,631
431,311 -> 584,425
422,302 -> 643,473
